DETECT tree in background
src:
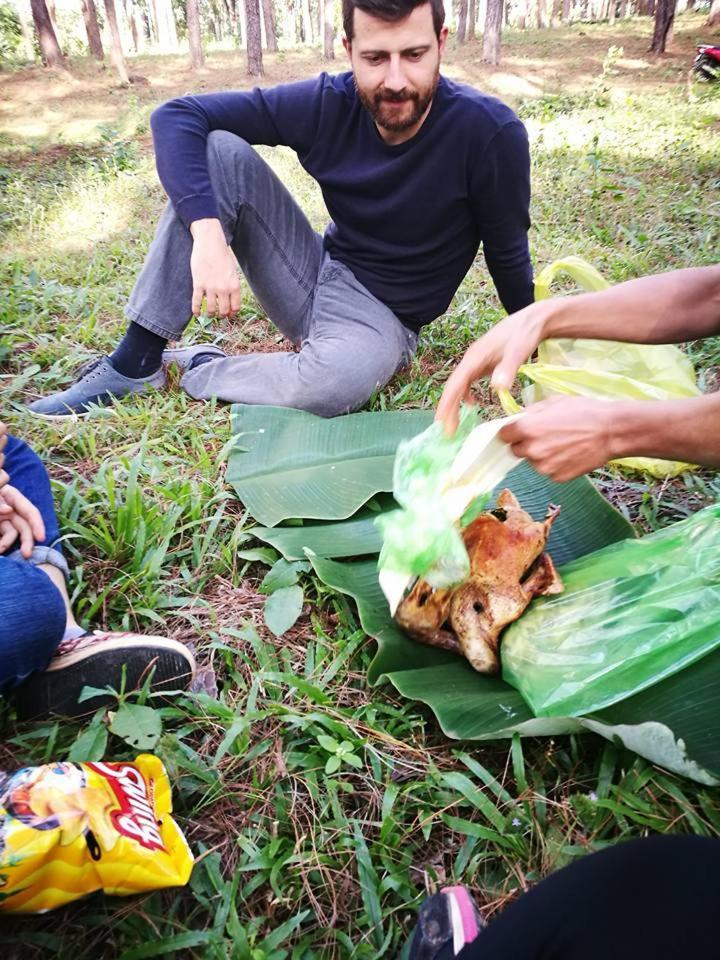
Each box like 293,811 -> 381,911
187,0 -> 203,66
482,0 -> 503,63
261,0 -> 277,51
80,0 -> 103,59
322,0 -> 335,58
456,0 -> 468,40
300,0 -> 312,43
650,0 -> 675,51
707,0 -> 720,25
103,0 -> 129,81
467,0 -> 476,39
152,0 -> 178,50
29,0 -> 67,67
245,0 -> 262,74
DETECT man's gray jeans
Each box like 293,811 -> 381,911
125,131 -> 418,417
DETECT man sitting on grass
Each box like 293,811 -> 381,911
28,0 -> 533,419
0,422 -> 195,720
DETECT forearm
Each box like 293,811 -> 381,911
484,242 -> 534,315
540,266 -> 720,344
611,392 -> 720,468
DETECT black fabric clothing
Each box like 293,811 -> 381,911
110,321 -> 166,378
149,72 -> 534,330
456,835 -> 720,960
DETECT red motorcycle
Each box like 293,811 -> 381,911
693,44 -> 720,81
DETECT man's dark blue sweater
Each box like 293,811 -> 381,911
150,71 -> 533,332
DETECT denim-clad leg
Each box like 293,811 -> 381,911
0,436 -> 67,692
126,132 -> 416,415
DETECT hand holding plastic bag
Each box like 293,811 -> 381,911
499,256 -> 700,479
377,406 -> 521,614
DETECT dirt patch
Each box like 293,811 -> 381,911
0,17 -> 707,152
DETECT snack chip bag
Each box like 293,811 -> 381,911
0,754 -> 193,913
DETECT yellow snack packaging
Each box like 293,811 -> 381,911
0,754 -> 193,913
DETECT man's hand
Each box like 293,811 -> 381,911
436,303 -> 549,434
190,218 -> 242,318
0,484 -> 46,558
498,396 -> 616,483
0,422 -> 8,491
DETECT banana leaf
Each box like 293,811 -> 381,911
230,405 -> 720,784
254,462 -> 634,565
227,405 -> 431,526
309,554 -> 720,785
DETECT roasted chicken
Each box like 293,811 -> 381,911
395,489 -> 563,674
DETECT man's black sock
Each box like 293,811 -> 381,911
110,322 -> 167,378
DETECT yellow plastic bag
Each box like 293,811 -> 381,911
0,754 -> 193,913
499,256 -> 700,478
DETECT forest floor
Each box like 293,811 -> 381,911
0,12 -> 719,959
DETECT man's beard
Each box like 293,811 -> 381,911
356,67 -> 440,134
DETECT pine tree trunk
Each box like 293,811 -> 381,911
322,0 -> 335,57
301,0 -> 312,43
17,4 -> 34,58
261,0 -> 277,50
122,0 -> 141,51
30,0 -> 68,68
707,0 -> 720,25
562,0 -> 572,19
650,0 -> 675,51
457,0 -> 468,39
536,0 -> 546,27
155,0 -> 178,50
187,0 -> 204,66
103,0 -> 130,82
80,0 -> 104,58
467,0 -> 476,38
238,0 -> 246,44
245,0 -> 263,73
618,0 -> 628,16
482,0 -> 503,62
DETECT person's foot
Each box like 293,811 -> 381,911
163,344 -> 226,373
12,630 -> 195,720
26,357 -> 166,418
405,886 -> 486,960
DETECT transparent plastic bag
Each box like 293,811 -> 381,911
377,406 -> 521,613
502,504 -> 720,717
499,256 -> 700,479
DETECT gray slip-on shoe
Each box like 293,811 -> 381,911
26,356 -> 167,418
162,344 -> 226,373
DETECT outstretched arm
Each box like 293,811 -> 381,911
497,392 -> 720,482
437,265 -> 720,434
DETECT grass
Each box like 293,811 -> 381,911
1,13 -> 719,958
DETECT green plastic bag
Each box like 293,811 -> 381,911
500,256 -> 700,479
376,406 -> 483,592
376,406 -> 522,613
502,504 -> 720,717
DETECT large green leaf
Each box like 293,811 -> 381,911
310,554 -> 720,784
229,406 -> 718,783
227,405 -> 431,526
255,462 -> 634,564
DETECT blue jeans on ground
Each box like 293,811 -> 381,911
126,132 -> 418,417
0,436 -> 67,693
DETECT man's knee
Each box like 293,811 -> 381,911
207,130 -> 256,173
289,367 -> 382,418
